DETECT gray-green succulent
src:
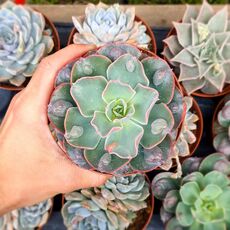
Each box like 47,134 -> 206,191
174,96 -> 199,157
0,1 -> 54,87
213,96 -> 230,155
163,1 -> 230,95
48,43 -> 185,175
72,3 -> 151,49
152,153 -> 230,230
62,174 -> 150,230
0,199 -> 52,230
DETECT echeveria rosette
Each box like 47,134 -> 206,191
72,3 -> 151,50
48,43 -> 185,175
62,174 -> 150,230
0,1 -> 54,87
152,153 -> 230,230
213,97 -> 230,155
162,1 -> 230,95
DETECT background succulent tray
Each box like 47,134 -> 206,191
0,22 -> 222,230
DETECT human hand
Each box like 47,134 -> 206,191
0,45 -> 110,215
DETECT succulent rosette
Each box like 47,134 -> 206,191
48,43 -> 185,175
162,1 -> 230,95
72,3 -> 152,49
213,96 -> 230,155
62,174 -> 150,230
152,153 -> 230,230
0,1 -> 54,87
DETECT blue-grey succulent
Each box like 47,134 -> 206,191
0,1 -> 54,87
62,174 -> 150,230
213,96 -> 230,155
48,43 -> 186,175
72,3 -> 151,49
163,1 -> 230,95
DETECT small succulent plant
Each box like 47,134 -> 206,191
48,43 -> 185,175
174,96 -> 199,157
0,1 -> 54,87
0,199 -> 52,230
152,153 -> 230,230
213,96 -> 230,155
163,1 -> 230,95
72,3 -> 151,49
62,174 -> 150,230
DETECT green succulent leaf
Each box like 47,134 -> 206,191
141,103 -> 174,149
107,54 -> 149,88
102,80 -> 135,104
203,222 -> 226,230
130,135 -> 172,171
48,84 -> 74,132
218,189 -> 230,211
65,107 -> 100,149
203,171 -> 230,189
141,57 -> 175,104
71,76 -> 107,117
182,172 -> 204,188
131,83 -> 159,125
71,55 -> 112,83
84,139 -> 128,173
165,217 -> 184,230
173,22 -> 192,47
180,182 -> 200,205
176,202 -> 194,227
105,120 -> 144,159
200,184 -> 222,201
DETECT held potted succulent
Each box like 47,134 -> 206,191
212,95 -> 230,155
61,174 -> 154,230
67,3 -> 156,53
152,153 -> 230,230
162,1 -> 230,97
0,198 -> 53,230
0,1 -> 60,91
47,43 -> 186,175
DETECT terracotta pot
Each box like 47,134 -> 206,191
67,15 -> 157,53
61,174 -> 154,230
0,11 -> 60,91
163,25 -> 230,98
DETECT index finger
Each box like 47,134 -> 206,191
25,44 -> 96,107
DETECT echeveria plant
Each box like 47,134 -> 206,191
213,96 -> 230,155
72,3 -> 151,49
162,1 -> 230,95
174,96 -> 199,157
152,153 -> 230,230
62,174 -> 150,230
48,43 -> 185,175
0,1 -> 54,87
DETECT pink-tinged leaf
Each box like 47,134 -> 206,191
105,120 -> 144,159
102,80 -> 136,104
178,64 -> 200,82
142,57 -> 175,104
131,83 -> 159,125
173,22 -> 192,47
182,78 -> 206,95
91,111 -> 122,138
71,55 -> 112,83
48,83 -> 74,133
163,35 -> 183,56
196,1 -> 214,23
71,76 -> 107,117
182,5 -> 199,23
107,54 -> 149,88
130,135 -> 173,172
171,49 -> 196,67
141,103 -> 174,149
64,107 -> 101,149
84,139 -> 129,174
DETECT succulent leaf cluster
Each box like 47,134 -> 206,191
0,199 -> 52,230
213,96 -> 230,155
0,1 -> 54,86
62,174 -> 150,230
152,153 -> 230,230
48,43 -> 185,175
163,1 -> 230,95
72,3 -> 151,49
174,96 -> 199,157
